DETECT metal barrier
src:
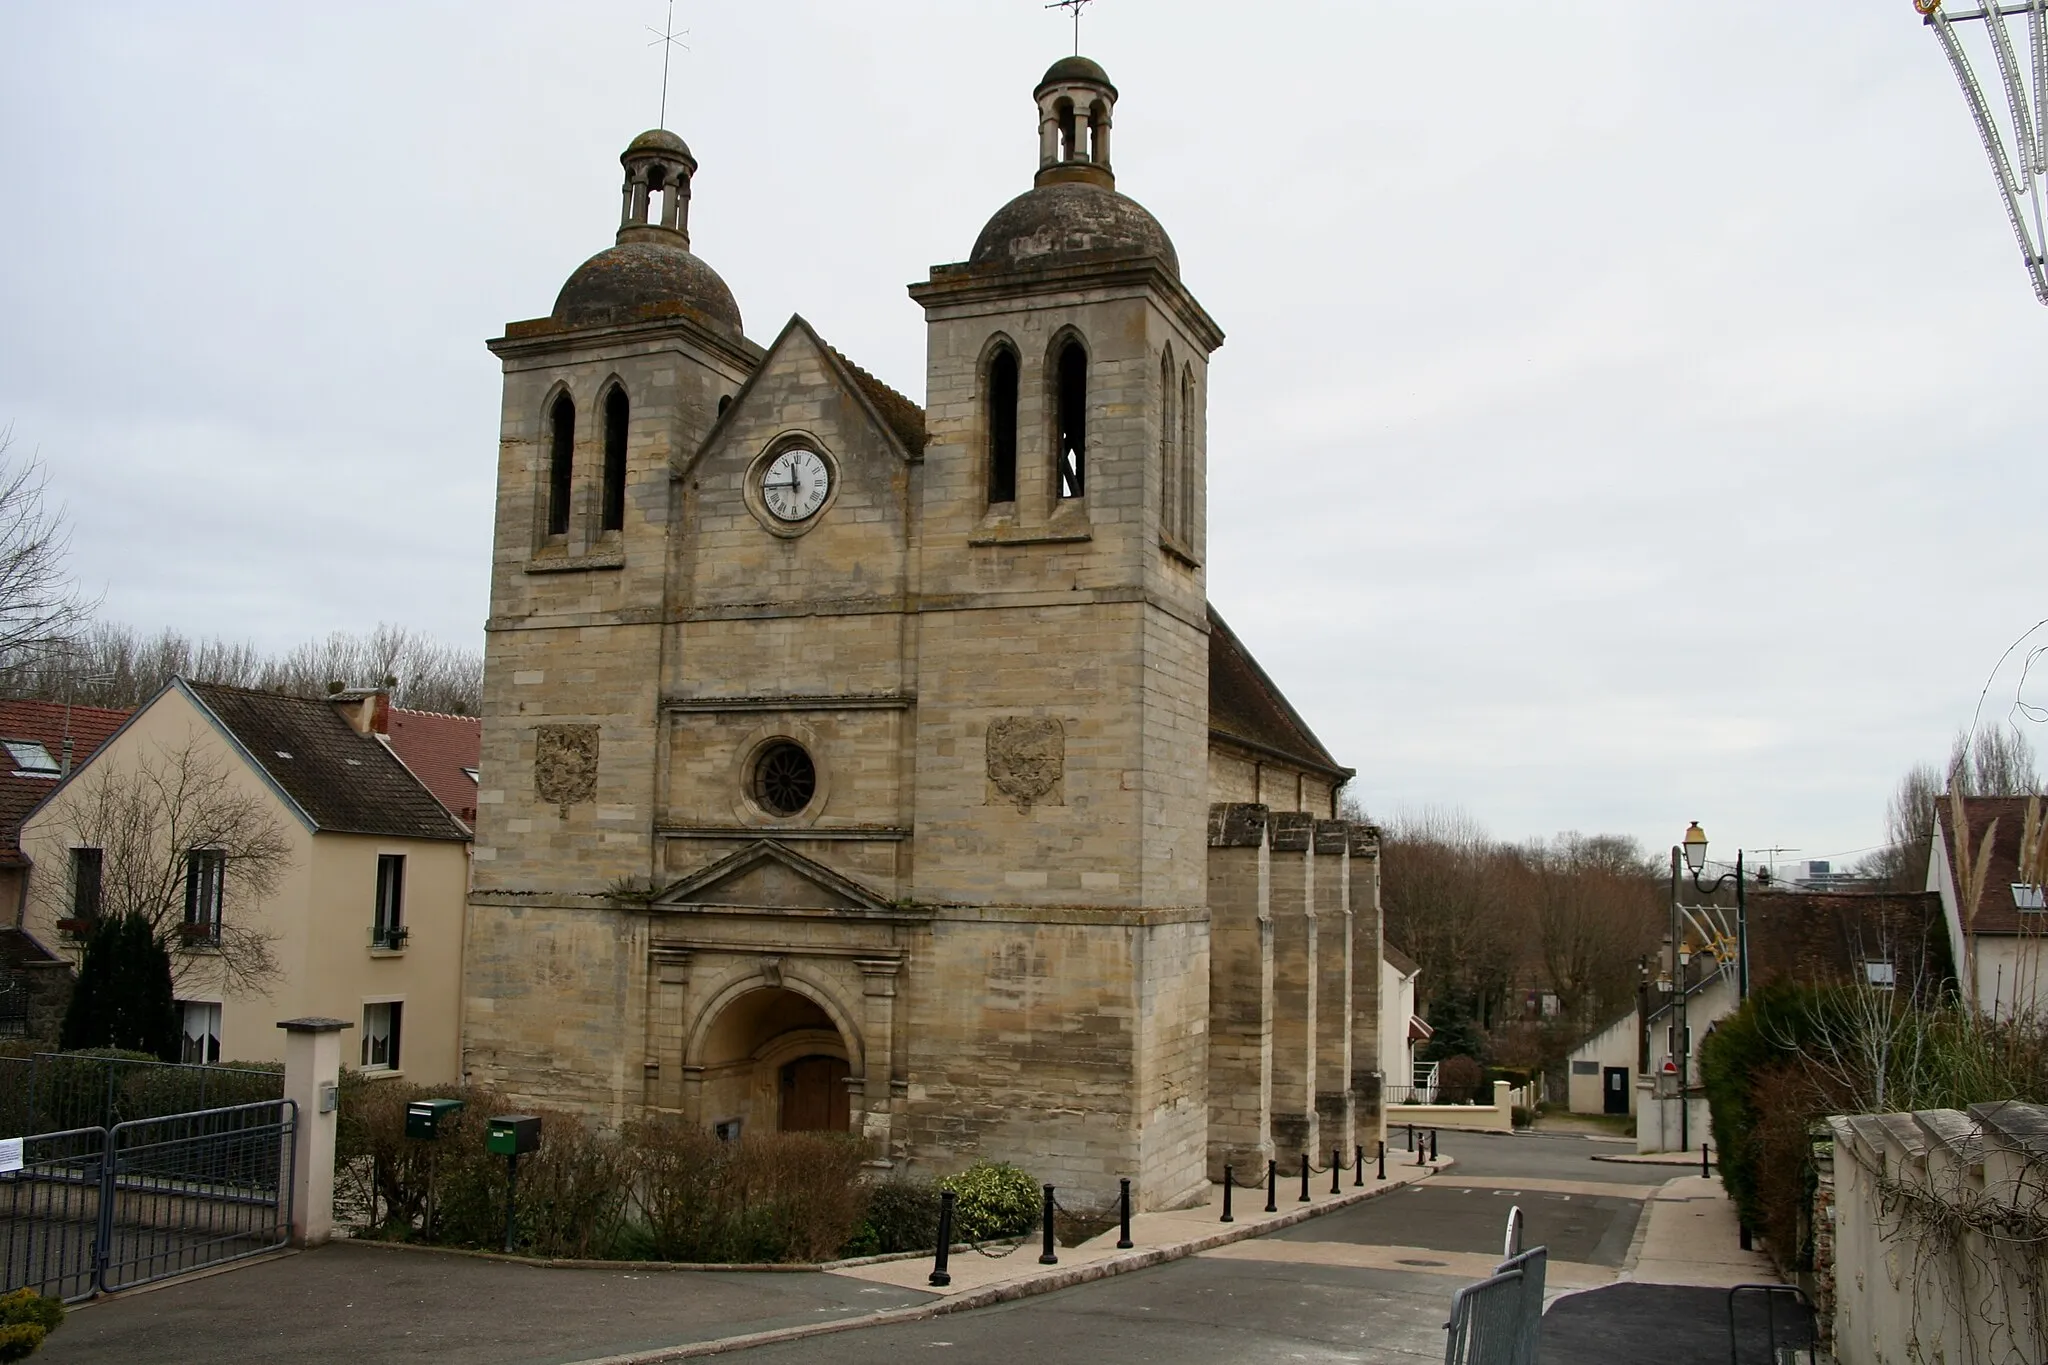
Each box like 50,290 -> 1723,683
1444,1224 -> 1546,1365
0,1053 -> 283,1136
1726,1284 -> 1816,1364
1,1099 -> 295,1300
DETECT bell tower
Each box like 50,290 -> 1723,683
901,57 -> 1225,1208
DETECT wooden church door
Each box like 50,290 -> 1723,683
779,1055 -> 851,1131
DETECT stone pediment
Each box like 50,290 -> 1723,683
655,840 -> 893,912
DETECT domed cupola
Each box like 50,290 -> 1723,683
967,56 -> 1179,277
551,129 -> 745,339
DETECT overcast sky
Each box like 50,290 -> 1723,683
2,2 -> 2043,871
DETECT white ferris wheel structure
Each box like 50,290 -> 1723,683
1920,0 -> 2048,304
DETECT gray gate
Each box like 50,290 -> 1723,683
2,1100 -> 295,1301
1444,1244 -> 1547,1365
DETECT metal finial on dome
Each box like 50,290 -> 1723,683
1045,0 -> 1094,56
646,0 -> 690,130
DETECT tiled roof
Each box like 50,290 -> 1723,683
186,683 -> 470,843
1747,890 -> 1952,995
385,708 -> 482,829
0,700 -> 131,866
1207,607 -> 1351,780
1383,941 -> 1419,977
1935,796 -> 2048,936
825,344 -> 928,455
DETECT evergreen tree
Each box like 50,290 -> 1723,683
59,915 -> 179,1060
1419,989 -> 1490,1065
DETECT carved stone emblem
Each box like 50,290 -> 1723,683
986,716 -> 1064,811
534,724 -> 600,813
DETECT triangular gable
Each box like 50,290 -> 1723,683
655,839 -> 894,912
682,314 -> 924,476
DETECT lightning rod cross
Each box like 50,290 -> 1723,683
1045,0 -> 1095,56
648,0 -> 690,130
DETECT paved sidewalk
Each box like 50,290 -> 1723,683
828,1155 -> 1449,1299
1623,1175 -> 1776,1287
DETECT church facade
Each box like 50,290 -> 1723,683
463,56 -> 1383,1209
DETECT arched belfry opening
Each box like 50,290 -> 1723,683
695,986 -> 853,1135
1055,339 -> 1087,499
546,393 -> 575,537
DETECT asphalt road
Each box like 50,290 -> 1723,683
719,1131 -> 1665,1365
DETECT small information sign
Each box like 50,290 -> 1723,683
0,1137 -> 22,1175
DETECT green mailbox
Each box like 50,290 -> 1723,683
406,1098 -> 465,1141
487,1114 -> 541,1157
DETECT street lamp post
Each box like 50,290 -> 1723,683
1668,822 -> 1749,1157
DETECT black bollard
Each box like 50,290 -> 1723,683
1038,1184 -> 1058,1265
1221,1165 -> 1235,1223
1377,1140 -> 1386,1181
1331,1148 -> 1342,1195
1354,1143 -> 1364,1188
1117,1177 -> 1134,1249
1702,1143 -> 1710,1178
1407,1123 -> 1415,1153
1265,1159 -> 1278,1213
1429,1129 -> 1439,1163
1739,1223 -> 1752,1251
1299,1152 -> 1311,1203
1416,1131 -> 1426,1167
929,1190 -> 955,1287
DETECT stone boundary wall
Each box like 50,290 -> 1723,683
1819,1101 -> 2047,1365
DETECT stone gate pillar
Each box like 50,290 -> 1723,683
278,1017 -> 349,1249
1313,820 -> 1354,1161
1269,811 -> 1318,1160
1205,803 -> 1272,1180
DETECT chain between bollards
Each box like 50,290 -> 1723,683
1117,1177 -> 1133,1249
1265,1158 -> 1278,1212
928,1189 -> 955,1287
1038,1184 -> 1058,1265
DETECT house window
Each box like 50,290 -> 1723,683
1570,1060 -> 1599,1076
2013,883 -> 2046,911
601,385 -> 629,533
1865,960 -> 1896,990
373,854 -> 405,948
362,1001 -> 403,1071
179,1001 -> 221,1064
712,1117 -> 742,1142
183,849 -> 225,946
987,346 -> 1019,505
546,393 -> 575,537
1055,340 -> 1087,500
70,847 -> 103,921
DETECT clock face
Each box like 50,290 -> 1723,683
761,447 -> 831,522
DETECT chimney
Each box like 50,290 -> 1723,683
330,687 -> 391,736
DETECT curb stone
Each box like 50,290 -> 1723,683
561,1157 -> 1455,1365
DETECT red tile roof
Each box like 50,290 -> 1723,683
385,708 -> 481,830
0,700 -> 132,866
1934,795 -> 2048,937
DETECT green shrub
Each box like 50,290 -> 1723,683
940,1161 -> 1040,1241
843,1177 -> 942,1256
0,1288 -> 62,1361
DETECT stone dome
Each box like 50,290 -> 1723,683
969,181 -> 1178,278
1037,56 -> 1116,95
625,128 -> 692,158
552,240 -> 744,337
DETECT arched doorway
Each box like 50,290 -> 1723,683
695,986 -> 854,1136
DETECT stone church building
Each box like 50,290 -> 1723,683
463,56 -> 1384,1210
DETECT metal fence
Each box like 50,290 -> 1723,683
1444,1244 -> 1546,1365
0,1051 -> 283,1136
1,1100 -> 295,1302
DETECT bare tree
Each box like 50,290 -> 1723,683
40,738 -> 294,996
0,620 -> 483,715
0,431 -> 92,665
1863,727 -> 2040,892
1531,833 -> 1661,1028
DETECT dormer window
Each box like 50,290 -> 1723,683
2015,883 -> 2046,911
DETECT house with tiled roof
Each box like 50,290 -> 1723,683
0,700 -> 131,1042
18,680 -> 475,1078
1931,795 -> 2048,1017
